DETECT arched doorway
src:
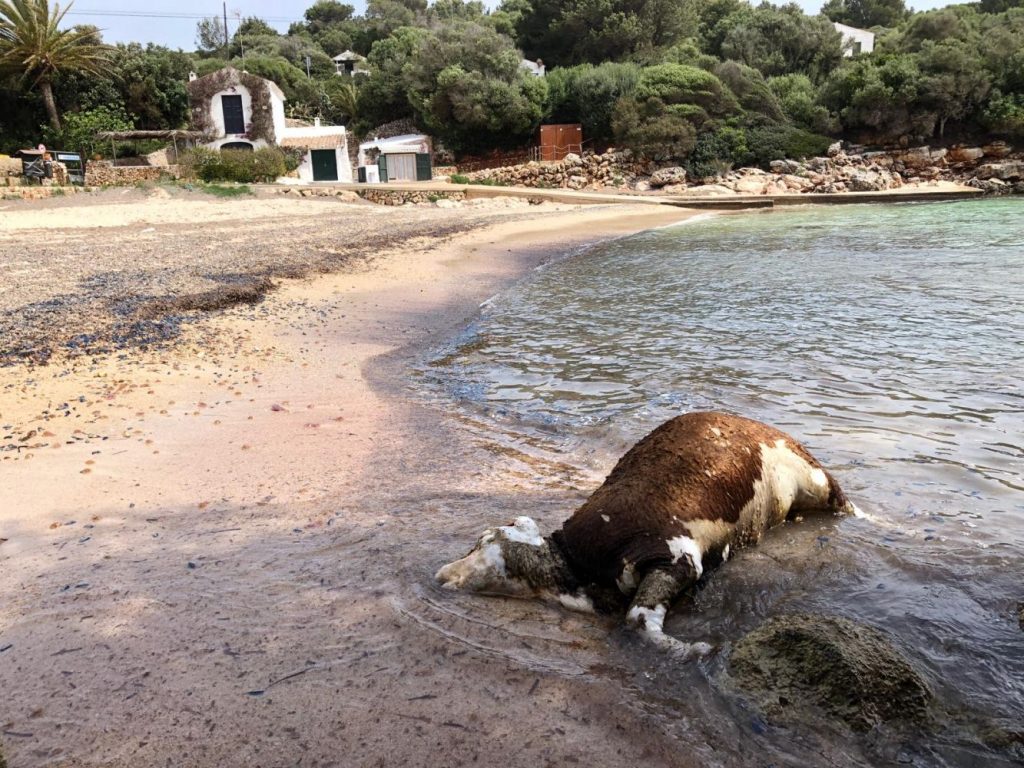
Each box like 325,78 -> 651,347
221,141 -> 254,151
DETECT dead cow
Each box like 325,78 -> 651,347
436,411 -> 855,658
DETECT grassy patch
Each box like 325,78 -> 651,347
201,183 -> 254,198
449,173 -> 470,184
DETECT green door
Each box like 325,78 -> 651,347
415,153 -> 432,181
311,150 -> 338,181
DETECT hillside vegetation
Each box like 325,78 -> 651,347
2,0 -> 1022,169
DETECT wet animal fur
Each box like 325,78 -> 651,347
436,411 -> 854,657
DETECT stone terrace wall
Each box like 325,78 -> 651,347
84,163 -> 180,186
465,151 -> 646,191
357,189 -> 466,205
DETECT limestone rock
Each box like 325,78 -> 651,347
650,166 -> 687,187
732,177 -> 768,195
968,177 -> 1011,195
730,613 -> 932,732
983,141 -> 1013,159
770,159 -> 802,174
847,169 -> 885,192
975,161 -> 1024,181
898,146 -> 934,169
827,141 -> 843,157
947,146 -> 985,164
676,184 -> 736,197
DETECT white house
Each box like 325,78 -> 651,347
834,22 -> 875,56
333,50 -> 369,77
521,58 -> 546,77
187,67 -> 352,183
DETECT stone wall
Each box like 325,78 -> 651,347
84,163 -> 180,186
1,185 -> 91,200
457,141 -> 1021,197
357,189 -> 467,206
464,150 -> 646,190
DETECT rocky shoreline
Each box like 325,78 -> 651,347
462,140 -> 1023,197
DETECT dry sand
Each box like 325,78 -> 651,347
0,192 -> 712,767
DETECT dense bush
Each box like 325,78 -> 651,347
612,64 -> 740,159
740,125 -> 833,166
685,125 -> 748,179
182,147 -> 288,183
768,74 -> 839,135
545,62 -> 641,141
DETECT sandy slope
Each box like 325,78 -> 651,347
0,195 -> 709,768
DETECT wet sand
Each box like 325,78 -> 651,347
0,195 -> 709,767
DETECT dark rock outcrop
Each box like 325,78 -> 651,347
730,613 -> 932,732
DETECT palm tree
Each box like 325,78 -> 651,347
0,0 -> 111,131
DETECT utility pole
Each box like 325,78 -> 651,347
223,2 -> 229,51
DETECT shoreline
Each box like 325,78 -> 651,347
0,199 -> 710,768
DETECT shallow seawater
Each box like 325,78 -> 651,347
412,199 -> 1024,766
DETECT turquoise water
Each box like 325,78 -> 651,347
418,199 -> 1024,765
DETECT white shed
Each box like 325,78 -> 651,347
357,134 -> 433,183
280,124 -> 353,183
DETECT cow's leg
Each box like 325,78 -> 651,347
625,567 -> 712,660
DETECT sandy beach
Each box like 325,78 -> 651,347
1,190 -> 710,767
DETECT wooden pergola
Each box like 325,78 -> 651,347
95,130 -> 208,161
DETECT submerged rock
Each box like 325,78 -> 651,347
730,613 -> 931,732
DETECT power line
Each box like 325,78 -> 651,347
66,10 -> 301,22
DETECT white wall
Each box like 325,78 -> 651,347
210,84 -> 251,138
834,22 -> 875,56
270,94 -> 287,143
202,80 -> 286,150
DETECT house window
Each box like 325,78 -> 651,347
852,41 -> 862,55
222,94 -> 245,135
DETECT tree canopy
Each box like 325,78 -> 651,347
2,0 -> 1024,161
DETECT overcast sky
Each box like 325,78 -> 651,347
68,1 -> 959,51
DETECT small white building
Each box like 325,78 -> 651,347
333,50 -> 369,77
357,134 -> 432,183
281,122 -> 354,183
834,22 -> 875,56
188,67 -> 352,183
521,58 -> 546,77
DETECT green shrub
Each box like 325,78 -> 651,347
450,173 -> 471,184
768,74 -> 839,134
180,147 -> 287,183
981,91 -> 1024,139
545,62 -> 641,142
686,126 -> 749,179
740,125 -> 832,167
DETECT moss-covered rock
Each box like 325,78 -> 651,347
730,613 -> 932,732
